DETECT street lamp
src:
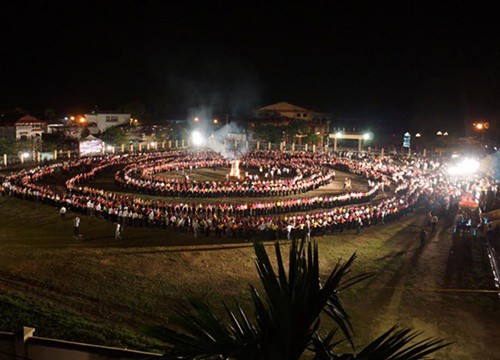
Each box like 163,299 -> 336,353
194,117 -> 199,122
415,133 -> 421,137
213,119 -> 218,124
443,132 -> 449,136
473,122 -> 489,143
436,131 -> 443,136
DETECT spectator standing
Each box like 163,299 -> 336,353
115,222 -> 122,240
73,216 -> 80,238
60,206 -> 67,220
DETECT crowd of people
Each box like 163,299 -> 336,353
115,151 -> 337,197
1,149 -> 496,241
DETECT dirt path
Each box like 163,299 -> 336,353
357,216 -> 500,359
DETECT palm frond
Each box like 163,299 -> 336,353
143,239 -> 449,360
252,240 -> 369,356
143,298 -> 260,359
354,326 -> 450,360
309,325 -> 449,360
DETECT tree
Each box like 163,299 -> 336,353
44,108 -> 57,121
253,124 -> 285,143
144,239 -> 448,359
0,138 -> 17,155
100,126 -> 130,146
80,127 -> 91,139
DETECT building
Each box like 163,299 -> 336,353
15,115 -> 46,140
84,112 -> 131,134
255,101 -> 314,121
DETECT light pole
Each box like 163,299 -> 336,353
326,119 -> 330,147
473,122 -> 489,144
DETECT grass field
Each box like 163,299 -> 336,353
0,165 -> 499,358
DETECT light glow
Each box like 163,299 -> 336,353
191,130 -> 205,146
447,158 -> 480,176
363,133 -> 372,140
335,132 -> 342,138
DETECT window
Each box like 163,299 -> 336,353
296,113 -> 301,117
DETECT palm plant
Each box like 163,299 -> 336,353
144,239 -> 448,359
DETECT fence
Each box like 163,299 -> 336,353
1,139 -> 438,169
0,327 -> 159,360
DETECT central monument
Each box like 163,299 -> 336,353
229,160 -> 241,179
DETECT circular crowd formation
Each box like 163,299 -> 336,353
0,149 -> 495,240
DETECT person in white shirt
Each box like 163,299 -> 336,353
60,206 -> 67,220
115,222 -> 122,240
286,223 -> 294,240
73,216 -> 80,237
193,219 -> 200,238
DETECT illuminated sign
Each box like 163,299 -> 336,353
79,139 -> 104,156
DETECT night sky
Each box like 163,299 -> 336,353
1,1 -> 499,134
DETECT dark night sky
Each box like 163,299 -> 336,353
1,1 -> 499,134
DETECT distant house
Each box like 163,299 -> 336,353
84,112 -> 131,134
255,101 -> 314,121
15,115 -> 46,140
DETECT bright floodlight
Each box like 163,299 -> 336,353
447,158 -> 480,176
22,152 -> 30,158
363,133 -> 372,140
106,145 -> 113,151
335,131 -> 342,138
191,130 -> 204,146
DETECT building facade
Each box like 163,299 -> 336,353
255,102 -> 314,121
15,115 -> 46,140
84,112 -> 131,134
